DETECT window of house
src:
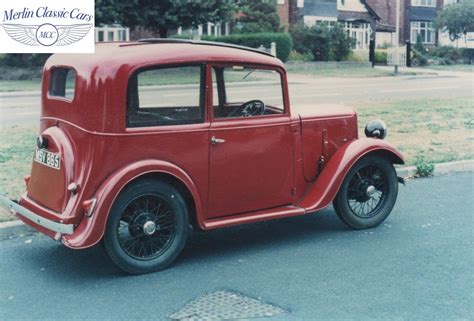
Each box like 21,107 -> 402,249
127,66 -> 204,127
108,31 -> 114,41
98,31 -> 104,42
345,22 -> 371,49
443,0 -> 458,5
212,66 -> 284,119
411,0 -> 435,7
49,67 -> 76,101
411,21 -> 435,44
297,0 -> 304,8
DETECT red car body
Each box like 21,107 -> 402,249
3,41 -> 403,257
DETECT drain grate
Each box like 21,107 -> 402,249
169,290 -> 285,320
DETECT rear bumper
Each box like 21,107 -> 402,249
0,193 -> 74,235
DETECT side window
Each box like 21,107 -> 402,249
127,66 -> 204,127
213,66 -> 284,119
49,67 -> 76,100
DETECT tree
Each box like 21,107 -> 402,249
95,0 -> 120,26
328,24 -> 354,61
290,23 -> 354,61
235,0 -> 281,34
96,0 -> 235,38
435,0 -> 474,42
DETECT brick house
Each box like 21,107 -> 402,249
367,0 -> 472,48
278,0 -> 380,51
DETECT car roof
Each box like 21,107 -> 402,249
45,40 -> 285,72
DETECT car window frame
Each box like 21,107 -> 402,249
209,63 -> 289,122
47,65 -> 78,103
126,63 -> 207,128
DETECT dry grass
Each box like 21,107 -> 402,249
0,127 -> 37,222
355,97 -> 474,165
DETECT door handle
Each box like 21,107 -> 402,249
211,136 -> 226,145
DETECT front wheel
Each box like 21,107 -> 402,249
333,155 -> 398,229
103,180 -> 189,274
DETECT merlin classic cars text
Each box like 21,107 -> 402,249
3,7 -> 93,22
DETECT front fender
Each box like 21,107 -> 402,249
62,159 -> 203,249
297,138 -> 404,213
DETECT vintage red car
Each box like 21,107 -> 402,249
0,40 -> 404,274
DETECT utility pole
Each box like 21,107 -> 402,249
395,0 -> 400,74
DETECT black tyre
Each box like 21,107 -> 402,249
103,179 -> 189,274
333,155 -> 398,229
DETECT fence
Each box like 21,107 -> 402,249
387,45 -> 407,67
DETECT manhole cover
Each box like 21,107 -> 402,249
169,290 -> 285,320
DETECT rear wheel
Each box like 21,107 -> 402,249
103,180 -> 188,274
333,155 -> 398,229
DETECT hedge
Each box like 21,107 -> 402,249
0,54 -> 51,68
202,33 -> 293,62
374,50 -> 387,64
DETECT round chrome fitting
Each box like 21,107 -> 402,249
366,185 -> 376,197
142,221 -> 157,235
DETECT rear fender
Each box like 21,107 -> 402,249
297,138 -> 404,212
62,160 -> 203,249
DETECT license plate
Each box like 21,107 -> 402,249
34,148 -> 61,170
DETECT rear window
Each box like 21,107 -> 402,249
49,68 -> 76,100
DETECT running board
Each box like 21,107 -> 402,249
203,205 -> 306,230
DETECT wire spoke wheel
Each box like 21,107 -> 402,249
347,165 -> 388,219
104,180 -> 189,274
333,155 -> 398,229
117,194 -> 177,260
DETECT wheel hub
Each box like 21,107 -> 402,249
353,179 -> 374,202
366,185 -> 376,197
143,221 -> 157,235
129,212 -> 158,237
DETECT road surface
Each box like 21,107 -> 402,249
1,172 -> 472,320
0,71 -> 472,128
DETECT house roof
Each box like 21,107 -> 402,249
360,0 -> 380,21
338,11 -> 374,23
301,0 -> 338,18
300,0 -> 379,21
376,22 -> 396,32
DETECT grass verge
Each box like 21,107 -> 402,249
0,127 -> 37,222
422,64 -> 473,73
0,79 -> 42,92
285,62 -> 419,78
355,97 -> 474,166
0,97 -> 472,221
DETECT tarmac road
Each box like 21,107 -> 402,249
0,172 -> 472,320
0,70 -> 472,128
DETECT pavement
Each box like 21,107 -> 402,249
0,171 -> 472,320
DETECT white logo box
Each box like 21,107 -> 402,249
0,0 -> 94,53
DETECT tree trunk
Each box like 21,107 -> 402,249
159,28 -> 168,38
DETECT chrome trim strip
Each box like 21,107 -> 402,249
0,194 -> 74,235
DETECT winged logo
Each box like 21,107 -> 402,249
1,23 -> 92,46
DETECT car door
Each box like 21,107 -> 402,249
207,64 -> 294,218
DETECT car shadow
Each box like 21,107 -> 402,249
25,208 -> 349,279
178,208 -> 348,266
